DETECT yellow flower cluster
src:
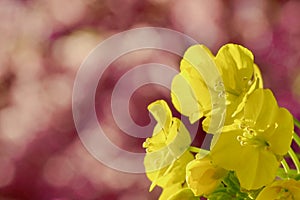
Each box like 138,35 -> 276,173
143,44 -> 299,199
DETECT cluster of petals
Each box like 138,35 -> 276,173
143,44 -> 295,199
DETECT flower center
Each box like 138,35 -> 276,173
237,124 -> 269,148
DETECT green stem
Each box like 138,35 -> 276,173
277,167 -> 298,179
281,159 -> 290,174
188,146 -> 210,156
288,148 -> 300,174
188,146 -> 202,153
293,132 -> 300,147
294,117 -> 300,129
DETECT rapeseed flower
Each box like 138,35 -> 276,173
143,100 -> 194,191
256,179 -> 300,200
171,44 -> 263,133
210,89 -> 294,190
186,155 -> 227,196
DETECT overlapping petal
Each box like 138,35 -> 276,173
159,183 -> 182,200
215,44 -> 254,95
144,43 -> 296,199
211,89 -> 294,190
186,155 -> 227,196
159,183 -> 198,200
143,100 -> 193,191
145,151 -> 194,191
167,188 -> 199,200
171,43 -> 263,133
256,179 -> 300,200
171,45 -> 213,124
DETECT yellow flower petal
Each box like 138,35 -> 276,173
256,179 -> 300,200
144,100 -> 193,191
145,151 -> 194,191
210,129 -> 245,170
143,131 -> 168,152
144,100 -> 192,154
211,89 -> 293,190
215,44 -> 254,95
171,44 -> 221,125
166,118 -> 192,156
171,72 -> 204,123
244,89 -> 278,130
171,44 -> 263,132
181,45 -> 217,83
235,148 -> 279,190
267,108 -> 293,155
186,156 -> 227,196
168,188 -> 198,200
159,183 -> 182,200
212,131 -> 279,190
148,100 -> 172,134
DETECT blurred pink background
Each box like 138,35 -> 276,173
0,0 -> 300,199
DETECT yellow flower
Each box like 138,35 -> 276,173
186,155 -> 227,196
159,183 -> 182,200
256,179 -> 300,200
171,50 -> 212,124
143,100 -> 194,191
171,44 -> 263,133
210,89 -> 294,190
159,183 -> 198,200
171,45 -> 215,124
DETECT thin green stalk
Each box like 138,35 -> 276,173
277,167 -> 298,179
188,146 -> 202,153
294,117 -> 300,129
188,146 -> 210,156
281,159 -> 290,174
288,148 -> 300,174
293,132 -> 300,147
